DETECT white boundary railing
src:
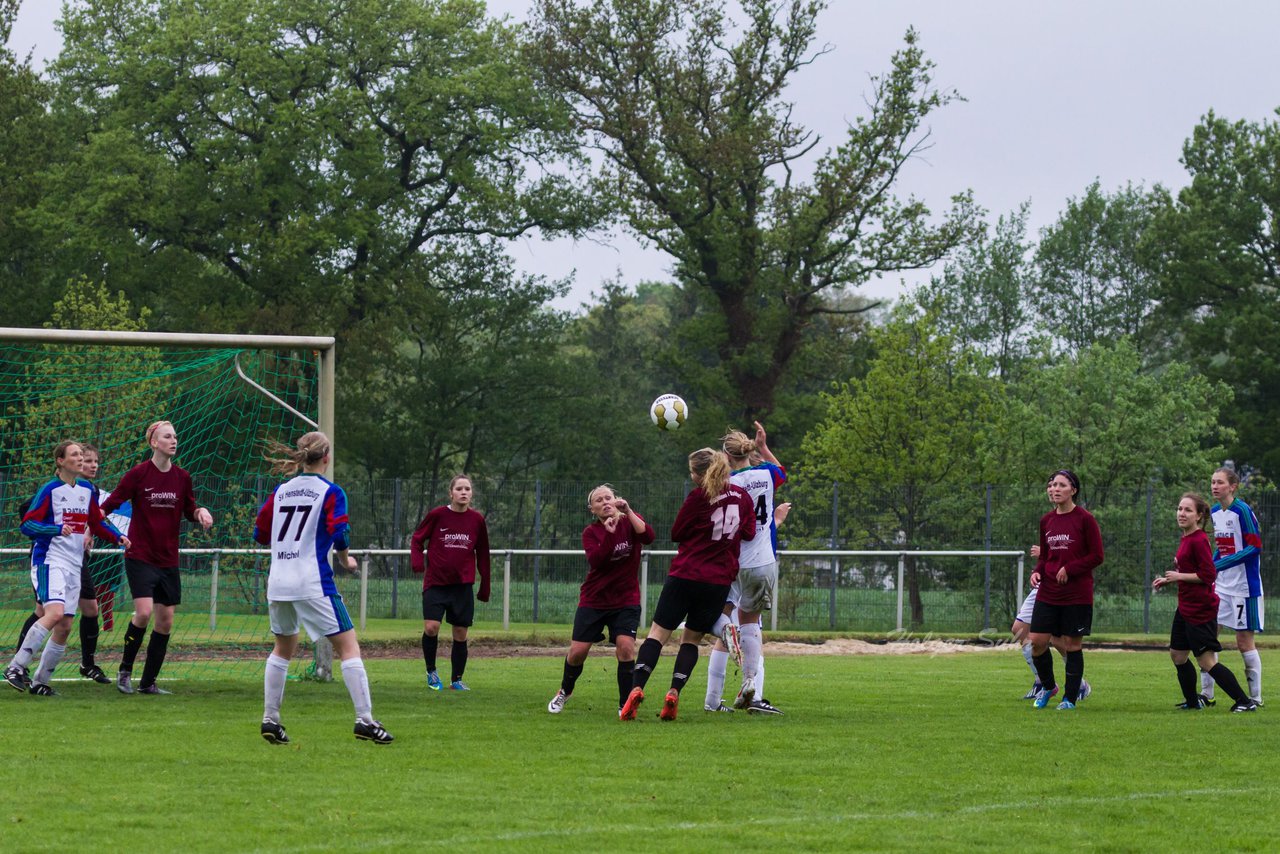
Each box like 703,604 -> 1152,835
2,548 -> 1026,633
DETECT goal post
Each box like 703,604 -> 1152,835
0,326 -> 336,682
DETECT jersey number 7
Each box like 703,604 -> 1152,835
276,504 -> 313,542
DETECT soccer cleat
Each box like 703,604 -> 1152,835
1032,685 -> 1059,709
723,623 -> 744,669
261,719 -> 290,745
1055,700 -> 1076,711
619,686 -> 644,721
1022,682 -> 1042,700
4,665 -> 27,692
426,670 -> 443,691
138,683 -> 173,695
547,688 -> 569,714
28,682 -> 57,696
747,698 -> 784,716
704,702 -> 735,713
117,671 -> 135,694
1175,694 -> 1212,710
658,689 -> 679,721
733,682 -> 756,710
354,719 -> 394,744
449,680 -> 470,691
1230,699 -> 1259,713
1076,679 -> 1092,703
80,664 -> 111,684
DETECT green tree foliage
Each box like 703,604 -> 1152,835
4,278 -> 168,489
1032,181 -> 1167,359
1150,109 -> 1280,474
797,311 -> 1004,626
527,0 -> 978,419
40,0 -> 598,332
0,0 -> 64,325
915,203 -> 1034,380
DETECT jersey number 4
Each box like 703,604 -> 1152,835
276,504 -> 313,542
710,504 -> 742,541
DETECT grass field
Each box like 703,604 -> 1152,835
3,645 -> 1277,852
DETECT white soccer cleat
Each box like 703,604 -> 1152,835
547,688 -> 569,714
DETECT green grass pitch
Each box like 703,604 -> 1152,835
4,648 -> 1276,852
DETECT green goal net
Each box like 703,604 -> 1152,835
0,332 -> 330,683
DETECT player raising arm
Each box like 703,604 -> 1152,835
620,448 -> 755,722
5,441 -> 128,695
548,485 -> 655,715
254,432 -> 392,744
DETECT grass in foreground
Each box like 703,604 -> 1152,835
3,648 -> 1276,852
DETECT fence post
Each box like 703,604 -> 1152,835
1143,481 -> 1153,633
1017,553 -> 1024,603
983,485 -> 993,631
359,553 -> 369,631
830,481 -> 839,631
532,479 -> 542,622
773,557 -> 780,632
391,477 -> 401,619
209,551 -> 220,632
896,553 -> 905,632
640,552 -> 649,628
502,550 -> 512,630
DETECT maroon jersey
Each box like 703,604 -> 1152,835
100,460 -> 198,569
1034,505 -> 1104,606
410,505 -> 491,591
1174,528 -> 1219,624
579,515 -> 655,609
668,485 -> 757,586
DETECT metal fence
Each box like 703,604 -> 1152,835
3,479 -> 1276,633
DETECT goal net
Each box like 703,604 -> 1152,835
0,329 -> 333,683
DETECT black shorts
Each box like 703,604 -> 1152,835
1171,610 -> 1223,656
651,576 -> 731,634
125,559 -> 182,606
423,583 -> 475,627
1029,599 -> 1092,637
572,605 -> 641,644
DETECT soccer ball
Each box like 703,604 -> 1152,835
650,393 -> 688,431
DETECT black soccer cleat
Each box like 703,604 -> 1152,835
747,697 -> 784,716
138,683 -> 174,695
4,665 -> 28,692
80,664 -> 111,684
261,719 -> 290,744
1230,699 -> 1259,713
28,682 -> 57,696
354,719 -> 394,744
117,671 -> 135,694
1175,694 -> 1212,710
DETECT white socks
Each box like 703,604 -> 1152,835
711,613 -> 732,639
740,622 -> 763,692
11,622 -> 50,669
342,657 -> 373,722
33,640 -> 65,685
1201,668 -> 1215,700
263,654 -> 289,721
1242,649 -> 1262,702
705,647 -> 728,708
1021,642 -> 1037,677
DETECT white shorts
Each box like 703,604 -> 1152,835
730,561 -> 778,613
269,595 -> 354,640
1217,593 -> 1264,632
1015,586 -> 1038,624
32,562 -> 81,617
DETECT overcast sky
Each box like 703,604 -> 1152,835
9,1 -> 1280,311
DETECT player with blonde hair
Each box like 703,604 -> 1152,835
254,432 -> 392,744
100,420 -> 213,694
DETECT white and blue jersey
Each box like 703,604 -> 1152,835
1211,499 -> 1264,599
730,462 -> 787,570
22,477 -> 123,569
254,473 -> 351,601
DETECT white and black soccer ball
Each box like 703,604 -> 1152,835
650,393 -> 688,431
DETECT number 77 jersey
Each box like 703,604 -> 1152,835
254,473 -> 352,601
